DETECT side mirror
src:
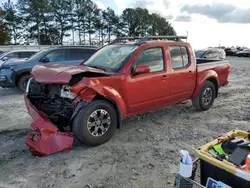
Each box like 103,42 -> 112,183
134,65 -> 150,75
40,57 -> 50,63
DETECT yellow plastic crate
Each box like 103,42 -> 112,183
195,130 -> 250,187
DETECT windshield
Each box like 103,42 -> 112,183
195,51 -> 206,58
84,44 -> 138,72
27,49 -> 50,61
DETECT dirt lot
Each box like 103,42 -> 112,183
0,57 -> 249,188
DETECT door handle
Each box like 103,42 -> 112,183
188,71 -> 192,75
162,75 -> 168,80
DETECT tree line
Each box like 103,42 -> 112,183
0,0 -> 176,45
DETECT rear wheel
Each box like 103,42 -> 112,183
192,81 -> 216,111
72,100 -> 117,146
17,74 -> 31,92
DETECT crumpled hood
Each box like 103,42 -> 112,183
31,64 -> 109,84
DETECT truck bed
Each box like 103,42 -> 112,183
196,58 -> 227,64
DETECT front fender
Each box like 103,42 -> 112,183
71,80 -> 127,119
192,70 -> 219,99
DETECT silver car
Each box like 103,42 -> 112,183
0,50 -> 39,67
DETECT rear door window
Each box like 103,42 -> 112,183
181,47 -> 189,67
169,46 -> 190,69
69,49 -> 95,61
19,52 -> 35,58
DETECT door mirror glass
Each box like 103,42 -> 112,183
134,65 -> 150,75
40,57 -> 50,63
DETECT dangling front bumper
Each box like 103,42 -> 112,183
24,94 -> 74,157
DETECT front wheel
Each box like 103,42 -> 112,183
72,100 -> 117,146
192,81 -> 216,111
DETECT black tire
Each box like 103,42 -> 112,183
72,100 -> 117,146
17,74 -> 31,92
192,81 -> 216,111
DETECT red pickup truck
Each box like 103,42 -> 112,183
25,36 -> 230,155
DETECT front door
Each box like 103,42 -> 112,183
125,46 -> 170,114
40,49 -> 66,65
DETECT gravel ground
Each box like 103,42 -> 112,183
0,57 -> 249,188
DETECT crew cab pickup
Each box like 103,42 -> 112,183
25,36 -> 230,153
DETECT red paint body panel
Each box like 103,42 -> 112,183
24,94 -> 74,157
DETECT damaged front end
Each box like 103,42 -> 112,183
25,79 -> 81,156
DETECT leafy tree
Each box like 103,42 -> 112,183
149,13 -> 176,36
3,0 -> 22,44
75,0 -> 87,44
94,11 -> 106,45
3,0 -> 177,45
120,8 -> 137,37
134,8 -> 151,36
0,8 -> 11,44
50,0 -> 72,44
121,8 -> 176,37
102,8 -> 119,43
84,0 -> 99,44
16,0 -> 51,44
40,27 -> 60,45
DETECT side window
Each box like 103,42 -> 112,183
5,52 -> 19,58
169,46 -> 190,69
181,47 -> 189,67
133,48 -> 164,73
169,46 -> 183,69
19,52 -> 34,58
69,49 -> 94,61
43,50 -> 65,62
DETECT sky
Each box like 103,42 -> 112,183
2,0 -> 250,49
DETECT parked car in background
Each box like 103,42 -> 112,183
236,49 -> 250,57
0,46 -> 98,91
25,36 -> 230,148
0,50 -> 39,67
225,47 -> 237,56
195,48 -> 226,61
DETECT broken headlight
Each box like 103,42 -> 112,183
60,85 -> 76,100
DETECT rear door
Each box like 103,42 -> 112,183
66,48 -> 96,65
167,45 -> 196,101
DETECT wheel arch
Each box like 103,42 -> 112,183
192,70 -> 219,99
